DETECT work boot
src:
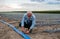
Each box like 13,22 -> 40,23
29,29 -> 32,33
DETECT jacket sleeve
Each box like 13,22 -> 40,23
21,13 -> 26,26
30,15 -> 36,30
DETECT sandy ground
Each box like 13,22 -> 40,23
0,17 -> 60,39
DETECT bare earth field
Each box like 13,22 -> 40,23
0,17 -> 60,39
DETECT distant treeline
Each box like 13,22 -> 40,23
0,11 -> 60,14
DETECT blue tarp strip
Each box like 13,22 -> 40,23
0,20 -> 31,39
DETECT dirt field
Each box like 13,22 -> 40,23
0,17 -> 60,39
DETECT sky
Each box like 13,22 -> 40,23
0,0 -> 60,11
0,0 -> 33,8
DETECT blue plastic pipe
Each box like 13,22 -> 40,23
0,20 -> 31,39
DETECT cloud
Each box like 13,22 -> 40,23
0,0 -> 60,11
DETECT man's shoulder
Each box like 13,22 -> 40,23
23,13 -> 27,17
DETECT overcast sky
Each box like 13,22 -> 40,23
0,0 -> 60,11
0,0 -> 33,6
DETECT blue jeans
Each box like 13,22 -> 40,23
19,20 -> 32,33
19,20 -> 32,29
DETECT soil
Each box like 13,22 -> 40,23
0,17 -> 60,39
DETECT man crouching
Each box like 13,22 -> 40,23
19,11 -> 36,34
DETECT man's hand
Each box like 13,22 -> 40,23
25,29 -> 30,34
26,30 -> 29,34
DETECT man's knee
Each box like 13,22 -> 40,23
19,22 -> 21,27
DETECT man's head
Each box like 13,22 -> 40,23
27,11 -> 32,18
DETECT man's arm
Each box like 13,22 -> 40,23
30,15 -> 36,30
21,13 -> 26,32
21,13 -> 27,26
21,16 -> 24,26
